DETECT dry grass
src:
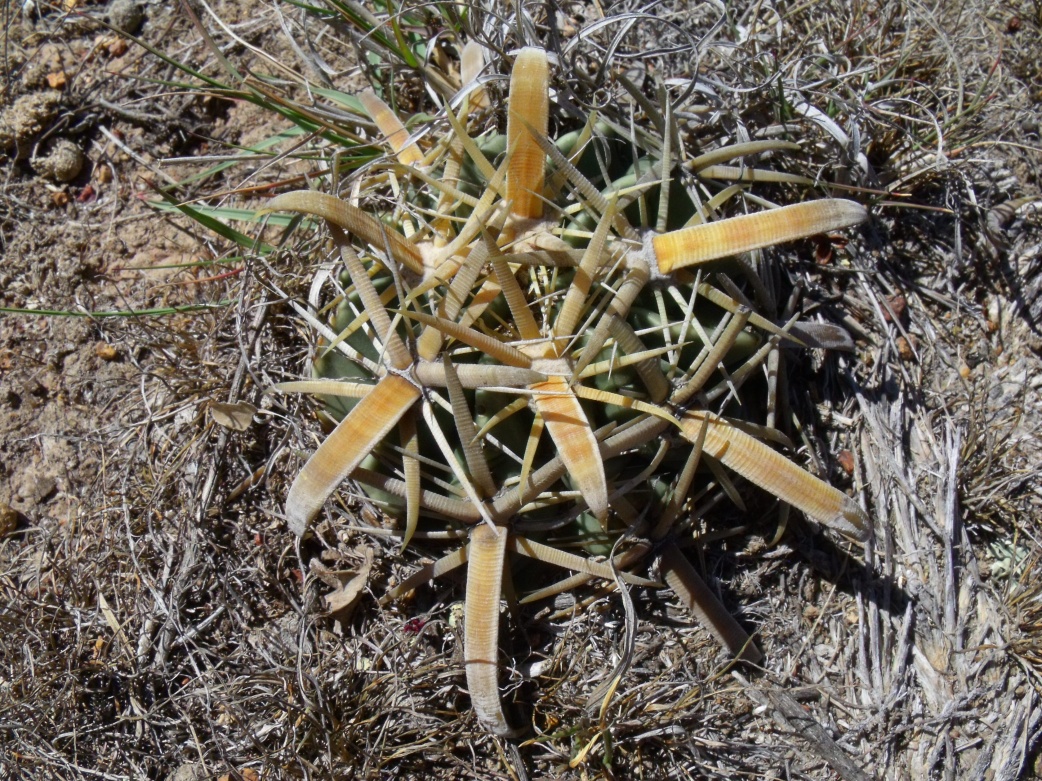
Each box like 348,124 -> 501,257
2,0 -> 1042,779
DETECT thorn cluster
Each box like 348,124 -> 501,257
266,45 -> 870,737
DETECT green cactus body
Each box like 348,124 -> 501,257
303,70 -> 811,561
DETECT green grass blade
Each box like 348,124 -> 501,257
147,196 -> 275,255
147,200 -> 309,231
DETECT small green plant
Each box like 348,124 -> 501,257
264,37 -> 870,737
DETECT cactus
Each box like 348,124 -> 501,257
265,43 -> 870,737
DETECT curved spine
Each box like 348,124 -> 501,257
264,190 -> 426,275
286,374 -> 420,535
530,375 -> 609,520
659,543 -> 762,663
652,199 -> 867,273
461,40 -> 489,108
358,88 -> 423,165
680,411 -> 871,539
506,48 -> 549,220
464,524 -> 521,737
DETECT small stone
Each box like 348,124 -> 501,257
0,504 -> 18,535
95,342 -> 119,361
836,449 -> 855,475
987,297 -> 1004,329
896,335 -> 916,361
165,764 -> 207,781
107,0 -> 144,35
51,190 -> 70,207
107,37 -> 129,57
95,163 -> 113,184
31,138 -> 84,183
959,363 -> 971,379
218,770 -> 258,781
883,294 -> 907,324
46,71 -> 66,89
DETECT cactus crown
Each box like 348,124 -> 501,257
266,42 -> 869,736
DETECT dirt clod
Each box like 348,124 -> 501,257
165,764 -> 207,781
31,137 -> 84,182
106,36 -> 129,56
0,91 -> 61,158
107,0 -> 144,35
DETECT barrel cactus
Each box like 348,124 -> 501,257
265,42 -> 870,737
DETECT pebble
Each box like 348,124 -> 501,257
0,504 -> 18,535
883,293 -> 907,324
896,335 -> 916,361
836,449 -> 855,475
95,342 -> 119,361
